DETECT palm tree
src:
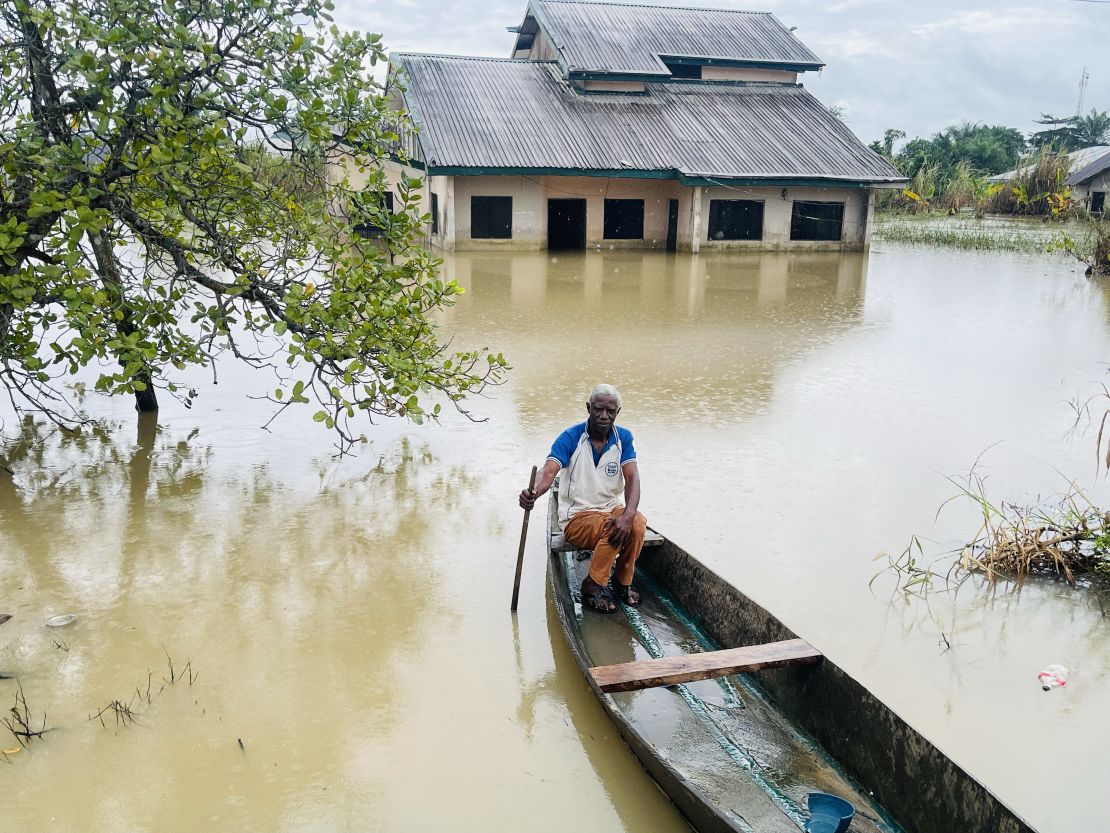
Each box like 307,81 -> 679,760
1030,108 -> 1110,150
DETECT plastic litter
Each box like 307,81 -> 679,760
43,614 -> 76,628
805,792 -> 855,833
1038,664 -> 1068,691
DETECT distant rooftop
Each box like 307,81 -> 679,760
1066,147 -> 1110,187
992,145 -> 1110,183
515,0 -> 824,76
392,54 -> 901,184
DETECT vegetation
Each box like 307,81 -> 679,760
0,0 -> 506,451
873,216 -> 1069,253
874,470 -> 1110,609
870,108 -> 1107,225
1030,109 -> 1110,151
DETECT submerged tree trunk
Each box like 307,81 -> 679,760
86,230 -> 159,413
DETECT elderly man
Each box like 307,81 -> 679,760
518,384 -> 647,613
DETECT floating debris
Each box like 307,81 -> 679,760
44,614 -> 76,628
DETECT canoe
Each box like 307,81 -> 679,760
546,501 -> 1036,833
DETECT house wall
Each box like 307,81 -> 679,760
1074,171 -> 1110,211
324,152 -> 876,251
697,185 -> 871,250
448,175 -> 691,251
439,175 -> 872,251
702,66 -> 798,83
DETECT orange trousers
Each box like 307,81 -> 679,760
563,506 -> 648,587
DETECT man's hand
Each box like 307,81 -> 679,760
519,488 -> 539,511
605,512 -> 635,548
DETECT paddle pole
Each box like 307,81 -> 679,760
511,465 -> 538,613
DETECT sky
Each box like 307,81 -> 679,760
330,0 -> 1110,152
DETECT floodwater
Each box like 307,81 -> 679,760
3,242 -> 1109,833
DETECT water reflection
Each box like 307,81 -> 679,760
0,425 -> 485,831
4,244 -> 1110,832
442,250 -> 868,425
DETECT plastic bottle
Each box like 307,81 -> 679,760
1037,664 -> 1069,691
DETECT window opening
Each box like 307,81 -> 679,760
707,200 -> 763,241
604,199 -> 645,240
431,192 -> 439,234
790,201 -> 844,241
662,59 -> 702,79
353,191 -> 394,239
471,196 -> 512,239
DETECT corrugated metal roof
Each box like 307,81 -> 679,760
993,145 -> 1110,183
1066,147 -> 1110,186
528,0 -> 823,75
393,54 -> 902,184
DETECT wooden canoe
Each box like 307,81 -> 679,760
546,500 -> 1037,833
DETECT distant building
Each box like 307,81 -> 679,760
331,0 -> 904,252
1066,149 -> 1110,215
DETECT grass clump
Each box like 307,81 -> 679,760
951,472 -> 1110,586
874,213 -> 1081,253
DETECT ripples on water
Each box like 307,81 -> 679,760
1,245 -> 1108,832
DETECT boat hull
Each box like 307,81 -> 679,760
547,531 -> 1037,833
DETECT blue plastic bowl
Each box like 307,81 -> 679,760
806,792 -> 855,833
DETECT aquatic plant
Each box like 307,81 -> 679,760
947,471 -> 1110,587
1048,217 -> 1110,275
2,681 -> 49,748
873,214 -> 1078,253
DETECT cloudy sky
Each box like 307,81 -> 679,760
331,0 -> 1110,150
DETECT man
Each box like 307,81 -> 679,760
518,384 -> 647,613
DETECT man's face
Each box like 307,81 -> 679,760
586,394 -> 620,433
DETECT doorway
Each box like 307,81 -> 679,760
666,199 -> 679,251
548,199 -> 587,250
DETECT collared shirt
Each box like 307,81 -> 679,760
548,421 -> 636,468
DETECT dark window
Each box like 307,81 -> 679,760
431,192 -> 439,234
471,196 -> 512,239
604,199 -> 644,239
516,32 -> 536,50
790,201 -> 844,241
353,191 -> 394,239
707,200 -> 764,241
1093,191 -> 1106,215
662,59 -> 702,79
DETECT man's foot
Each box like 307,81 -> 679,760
581,577 -> 617,613
615,583 -> 641,606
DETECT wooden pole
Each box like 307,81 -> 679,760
510,465 -> 538,613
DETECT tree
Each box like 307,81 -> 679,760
0,0 -> 505,451
896,122 -> 1026,181
867,128 -> 905,162
1030,108 -> 1110,151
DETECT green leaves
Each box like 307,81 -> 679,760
0,0 -> 507,451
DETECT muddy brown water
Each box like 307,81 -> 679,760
2,244 -> 1108,832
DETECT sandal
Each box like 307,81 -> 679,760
581,580 -> 618,614
615,583 -> 641,606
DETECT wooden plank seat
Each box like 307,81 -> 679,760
588,638 -> 822,693
550,526 -> 664,553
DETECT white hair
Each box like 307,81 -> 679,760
588,383 -> 622,408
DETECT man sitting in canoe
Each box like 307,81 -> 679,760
518,383 -> 647,613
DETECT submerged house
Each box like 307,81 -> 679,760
335,0 -> 904,252
1066,148 -> 1110,215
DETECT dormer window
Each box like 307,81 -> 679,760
661,59 -> 701,80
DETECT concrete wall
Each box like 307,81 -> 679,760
325,154 -> 875,252
447,175 -> 688,251
697,185 -> 871,250
440,176 -> 872,252
1074,171 -> 1109,212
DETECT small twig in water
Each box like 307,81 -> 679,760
2,681 -> 49,746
